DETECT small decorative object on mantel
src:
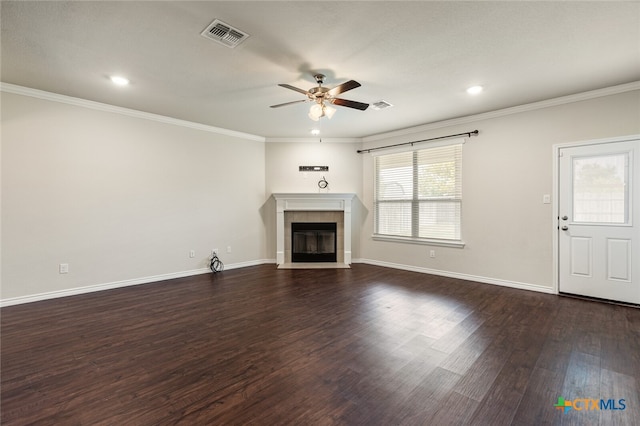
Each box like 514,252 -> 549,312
318,176 -> 329,192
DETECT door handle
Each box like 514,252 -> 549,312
562,215 -> 568,220
561,226 -> 569,231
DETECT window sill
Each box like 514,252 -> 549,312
372,234 -> 465,248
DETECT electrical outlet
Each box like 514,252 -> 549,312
227,246 -> 232,253
429,250 -> 436,258
189,250 -> 195,258
59,263 -> 69,274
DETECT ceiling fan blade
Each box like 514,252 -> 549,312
330,98 -> 369,111
278,83 -> 309,95
328,80 -> 361,96
270,99 -> 307,108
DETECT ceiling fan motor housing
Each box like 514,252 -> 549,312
309,86 -> 330,100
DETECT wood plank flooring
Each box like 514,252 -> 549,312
2,264 -> 639,425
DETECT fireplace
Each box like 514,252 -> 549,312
284,211 -> 343,264
272,193 -> 355,266
291,222 -> 337,263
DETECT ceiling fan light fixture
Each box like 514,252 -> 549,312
309,103 -> 324,120
324,104 -> 336,119
272,74 -> 368,121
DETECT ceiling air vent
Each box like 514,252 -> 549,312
371,100 -> 394,110
201,19 -> 249,48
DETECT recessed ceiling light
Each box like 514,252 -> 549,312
310,129 -> 320,136
110,75 -> 130,86
466,85 -> 483,95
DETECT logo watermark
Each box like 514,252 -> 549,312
554,397 -> 626,413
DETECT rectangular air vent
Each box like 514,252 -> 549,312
371,100 -> 394,110
201,19 -> 249,48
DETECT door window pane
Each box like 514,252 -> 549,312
573,154 -> 627,223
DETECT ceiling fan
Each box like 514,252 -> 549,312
270,74 -> 369,121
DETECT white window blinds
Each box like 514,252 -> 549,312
374,143 -> 463,243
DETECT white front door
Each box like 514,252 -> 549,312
558,137 -> 640,304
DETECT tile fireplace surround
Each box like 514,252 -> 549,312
272,193 -> 355,266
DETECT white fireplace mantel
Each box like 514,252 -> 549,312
272,193 -> 355,265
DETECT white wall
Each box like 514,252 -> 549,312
3,86 -> 638,304
1,92 -> 267,303
359,90 -> 640,290
264,141 -> 364,259
265,141 -> 363,194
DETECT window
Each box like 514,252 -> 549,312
374,142 -> 463,246
572,153 -> 628,224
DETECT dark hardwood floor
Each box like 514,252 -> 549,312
1,264 -> 639,425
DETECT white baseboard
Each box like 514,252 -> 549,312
356,258 -> 556,295
0,259 -> 273,307
0,258 -> 554,307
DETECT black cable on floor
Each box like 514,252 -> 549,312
210,253 -> 224,273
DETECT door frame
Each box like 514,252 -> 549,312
552,133 -> 640,295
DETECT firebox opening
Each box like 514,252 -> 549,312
291,222 -> 337,263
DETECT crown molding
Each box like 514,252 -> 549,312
363,81 -> 640,142
0,82 -> 265,142
4,80 -> 637,144
264,137 -> 362,144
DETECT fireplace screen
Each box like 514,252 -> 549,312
291,222 -> 337,262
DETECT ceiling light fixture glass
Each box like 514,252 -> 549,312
308,101 -> 336,121
466,85 -> 483,95
110,75 -> 130,86
324,104 -> 336,119
308,103 -> 324,121
310,129 -> 320,136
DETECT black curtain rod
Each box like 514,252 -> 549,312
357,130 -> 479,154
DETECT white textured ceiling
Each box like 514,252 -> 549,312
2,1 -> 639,139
